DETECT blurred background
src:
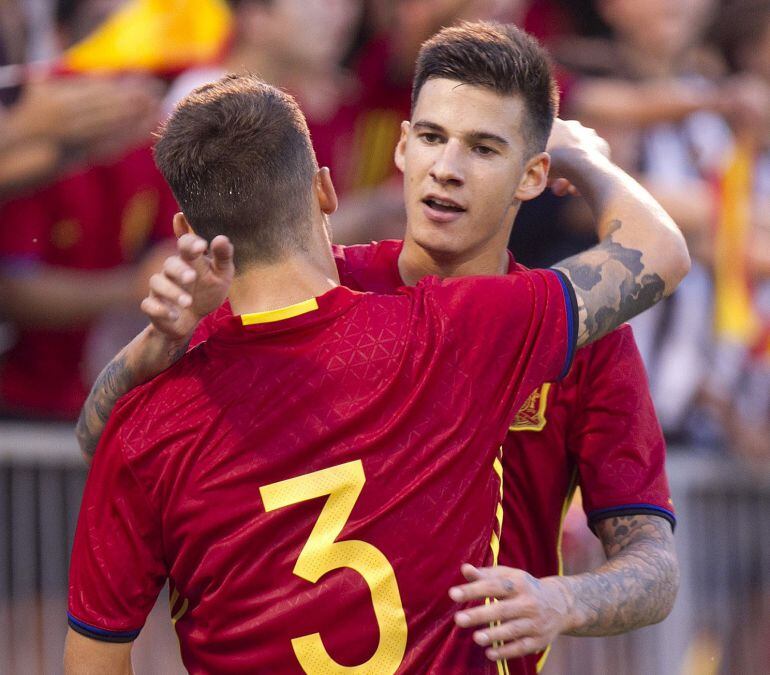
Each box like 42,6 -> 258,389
0,0 -> 768,673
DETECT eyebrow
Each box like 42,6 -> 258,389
412,120 -> 510,148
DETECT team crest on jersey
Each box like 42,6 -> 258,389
509,383 -> 551,432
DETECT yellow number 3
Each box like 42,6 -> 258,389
260,460 -> 408,674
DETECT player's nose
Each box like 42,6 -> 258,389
429,140 -> 465,186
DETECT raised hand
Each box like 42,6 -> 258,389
141,233 -> 234,340
546,119 -> 611,197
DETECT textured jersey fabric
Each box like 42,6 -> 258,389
69,272 -> 574,674
189,239 -> 674,674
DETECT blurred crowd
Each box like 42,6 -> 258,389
0,0 -> 768,461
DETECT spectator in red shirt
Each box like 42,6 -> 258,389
0,145 -> 178,419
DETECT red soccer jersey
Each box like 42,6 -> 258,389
500,324 -> 674,674
192,240 -> 674,674
69,272 -> 577,674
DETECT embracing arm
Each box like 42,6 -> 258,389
64,629 -> 133,675
556,514 -> 679,636
76,327 -> 190,462
76,232 -> 234,463
450,514 -> 678,660
547,122 -> 690,347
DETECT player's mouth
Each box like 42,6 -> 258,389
421,195 -> 467,223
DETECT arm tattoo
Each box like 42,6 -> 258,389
554,220 -> 665,346
75,354 -> 135,460
560,514 -> 680,637
75,339 -> 190,461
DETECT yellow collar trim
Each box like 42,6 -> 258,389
240,297 -> 319,325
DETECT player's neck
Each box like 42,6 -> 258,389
229,252 -> 339,316
397,239 -> 510,286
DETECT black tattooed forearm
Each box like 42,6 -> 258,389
75,328 -> 190,463
554,220 -> 665,347
75,353 -> 135,461
551,514 -> 679,636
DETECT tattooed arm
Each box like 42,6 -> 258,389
559,514 -> 679,636
76,232 -> 234,464
450,514 -> 679,660
546,120 -> 690,347
75,327 -> 190,463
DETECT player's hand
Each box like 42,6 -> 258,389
449,564 -> 573,661
140,233 -> 234,341
546,119 -> 611,197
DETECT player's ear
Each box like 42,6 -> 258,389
172,212 -> 195,238
394,121 -> 410,174
514,151 -> 550,203
315,167 -> 338,215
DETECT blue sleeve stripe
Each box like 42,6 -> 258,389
587,504 -> 677,531
550,269 -> 578,379
67,612 -> 141,643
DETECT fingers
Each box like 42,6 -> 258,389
176,233 -> 212,282
460,563 -> 482,582
141,251 -> 197,324
176,233 -> 234,281
210,235 -> 234,275
450,565 -> 552,662
550,178 -> 580,198
485,636 -> 544,661
454,596 -> 532,628
163,254 -> 197,288
450,569 -> 519,603
141,295 -> 180,323
149,270 -> 192,308
471,618 -> 536,647
177,233 -> 208,263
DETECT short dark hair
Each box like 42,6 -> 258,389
154,74 -> 317,269
412,21 -> 559,153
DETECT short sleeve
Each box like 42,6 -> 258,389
68,421 -> 166,642
424,269 -> 578,417
569,326 -> 676,531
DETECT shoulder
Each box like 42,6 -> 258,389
109,345 -> 210,455
411,271 -> 561,323
335,240 -> 404,292
334,240 -> 402,270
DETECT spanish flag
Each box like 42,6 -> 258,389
62,0 -> 232,74
712,136 -> 759,344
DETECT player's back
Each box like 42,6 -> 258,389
70,274 -> 574,674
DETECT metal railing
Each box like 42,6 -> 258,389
1,424 -> 769,674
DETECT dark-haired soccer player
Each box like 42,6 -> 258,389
73,23 -> 686,674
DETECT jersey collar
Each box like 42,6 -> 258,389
241,297 -> 319,325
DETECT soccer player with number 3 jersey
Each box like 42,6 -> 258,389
68,23 -> 688,675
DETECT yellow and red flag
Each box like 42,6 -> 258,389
62,0 -> 232,74
712,136 -> 759,345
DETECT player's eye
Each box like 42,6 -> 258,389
419,133 -> 443,145
473,145 -> 496,156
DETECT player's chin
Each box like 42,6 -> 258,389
412,229 -> 468,261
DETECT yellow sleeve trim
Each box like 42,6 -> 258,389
536,468 -> 579,673
241,298 -> 319,325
